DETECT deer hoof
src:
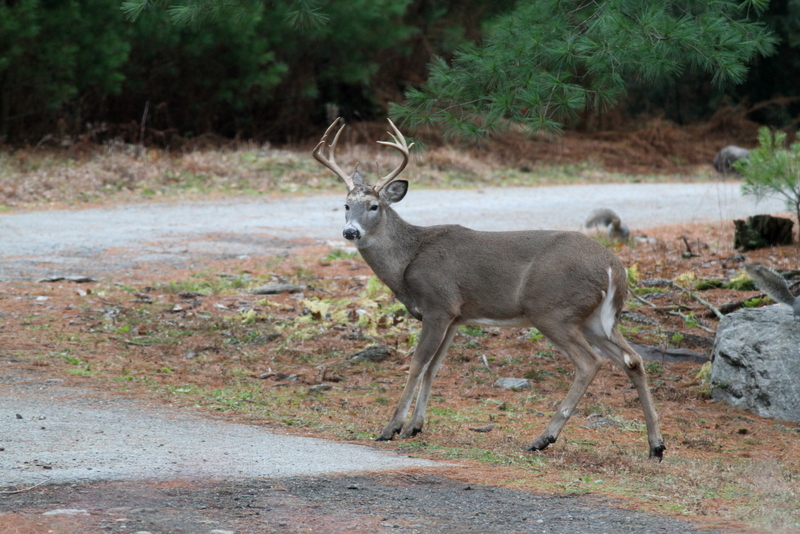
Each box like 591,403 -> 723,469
375,425 -> 401,441
649,442 -> 666,461
526,435 -> 556,452
398,426 -> 422,439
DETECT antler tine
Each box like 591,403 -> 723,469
312,117 -> 355,191
373,118 -> 414,191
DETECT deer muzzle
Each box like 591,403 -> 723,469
343,226 -> 361,241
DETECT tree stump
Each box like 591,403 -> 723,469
733,214 -> 794,251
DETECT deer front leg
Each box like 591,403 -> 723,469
527,336 -> 602,452
376,316 -> 454,441
399,324 -> 457,438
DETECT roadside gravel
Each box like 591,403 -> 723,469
0,182 -> 783,281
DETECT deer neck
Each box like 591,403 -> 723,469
355,207 -> 420,296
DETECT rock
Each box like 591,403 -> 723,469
468,424 -> 495,433
640,278 -> 673,288
494,378 -> 531,390
348,345 -> 392,363
309,384 -> 332,393
630,343 -> 709,364
620,311 -> 659,326
250,283 -> 307,295
713,145 -> 750,174
710,305 -> 800,423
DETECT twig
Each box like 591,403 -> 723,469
629,288 -> 696,312
140,100 -> 150,146
0,481 -> 46,494
681,236 -> 693,255
665,310 -> 715,334
711,293 -> 767,316
632,283 -> 715,333
629,289 -> 657,309
669,281 -> 724,320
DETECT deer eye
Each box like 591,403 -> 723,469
369,204 -> 379,211
344,205 -> 350,210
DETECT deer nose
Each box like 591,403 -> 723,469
343,227 -> 360,241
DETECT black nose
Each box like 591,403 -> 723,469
343,228 -> 360,240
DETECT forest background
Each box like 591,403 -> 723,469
1,0 -> 797,148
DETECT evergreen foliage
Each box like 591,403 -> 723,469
0,0 -> 783,143
0,0 -> 129,139
738,127 -> 800,225
391,0 -> 777,140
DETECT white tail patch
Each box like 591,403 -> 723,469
585,267 -> 617,339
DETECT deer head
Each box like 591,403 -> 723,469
313,118 -> 413,244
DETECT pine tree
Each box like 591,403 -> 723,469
390,0 -> 777,140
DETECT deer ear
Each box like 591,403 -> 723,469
379,180 -> 408,204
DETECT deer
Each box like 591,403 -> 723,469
312,118 -> 665,460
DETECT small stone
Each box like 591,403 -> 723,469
16,414 -> 23,419
468,424 -> 494,433
42,509 -> 89,516
309,384 -> 332,393
178,291 -> 204,299
250,283 -> 307,295
493,378 -> 530,390
640,278 -> 673,288
348,345 -> 391,363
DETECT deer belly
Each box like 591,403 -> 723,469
458,317 -> 533,328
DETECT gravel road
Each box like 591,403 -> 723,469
0,182 -> 757,532
0,181 -> 783,281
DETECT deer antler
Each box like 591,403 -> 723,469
313,117 -> 354,191
373,119 -> 414,192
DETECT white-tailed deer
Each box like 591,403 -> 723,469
313,118 -> 665,459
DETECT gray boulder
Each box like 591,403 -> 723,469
712,145 -> 750,174
710,305 -> 800,423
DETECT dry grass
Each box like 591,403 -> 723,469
0,131 -> 722,210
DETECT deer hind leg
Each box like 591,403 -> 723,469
399,324 -> 457,438
587,328 -> 665,460
527,328 -> 603,452
376,315 -> 455,441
